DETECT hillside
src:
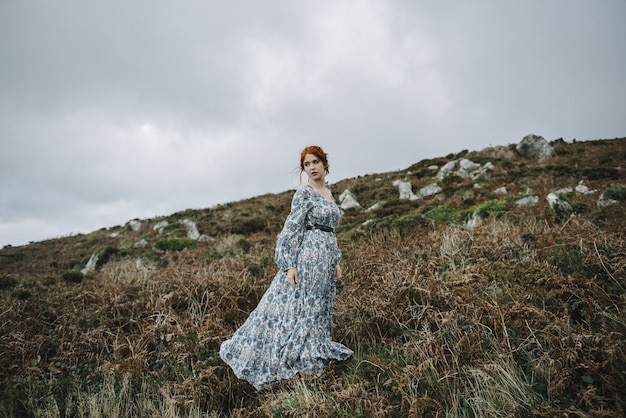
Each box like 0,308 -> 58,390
1,136 -> 625,417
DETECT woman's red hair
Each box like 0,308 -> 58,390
300,145 -> 330,174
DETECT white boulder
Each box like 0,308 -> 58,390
392,179 -> 418,200
339,189 -> 361,210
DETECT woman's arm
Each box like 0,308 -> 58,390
274,186 -> 313,274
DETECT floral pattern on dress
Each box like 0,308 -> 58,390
219,184 -> 353,389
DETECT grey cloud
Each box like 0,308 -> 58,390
1,0 -> 625,247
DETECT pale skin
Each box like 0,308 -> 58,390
287,153 -> 342,289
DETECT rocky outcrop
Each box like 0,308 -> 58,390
436,159 -> 494,181
516,134 -> 557,159
339,189 -> 361,210
547,187 -> 573,215
392,179 -> 418,200
417,183 -> 443,199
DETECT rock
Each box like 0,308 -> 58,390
436,159 -> 493,181
181,219 -> 201,240
436,161 -> 457,180
597,191 -> 618,208
339,189 -> 361,210
392,180 -> 418,200
153,220 -> 169,234
494,187 -> 508,195
128,220 -> 143,232
516,134 -> 557,159
466,211 -> 482,229
417,183 -> 443,199
366,202 -> 383,212
198,234 -> 214,242
575,181 -> 596,195
515,196 -> 539,206
134,239 -> 149,248
81,252 -> 100,274
457,159 -> 481,179
547,187 -> 573,214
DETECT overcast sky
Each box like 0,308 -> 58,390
1,1 -> 625,247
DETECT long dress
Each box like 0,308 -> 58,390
219,184 -> 353,389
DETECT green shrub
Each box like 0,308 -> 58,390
424,204 -> 461,225
394,213 -> 428,229
42,275 -> 58,286
365,214 -> 399,229
11,288 -> 31,300
154,238 -> 197,252
0,273 -> 18,289
603,184 -> 626,202
247,265 -> 262,277
60,270 -> 84,284
469,155 -> 494,165
582,167 -> 619,180
231,217 -> 267,235
237,238 -> 253,254
92,246 -> 118,268
473,199 -> 508,218
373,199 -> 421,217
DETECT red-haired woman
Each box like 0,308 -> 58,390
219,145 -> 353,389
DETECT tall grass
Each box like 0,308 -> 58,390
1,137 -> 625,416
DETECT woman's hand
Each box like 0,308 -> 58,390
335,264 -> 342,281
287,268 -> 299,289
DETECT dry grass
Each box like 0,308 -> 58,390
1,137 -> 625,417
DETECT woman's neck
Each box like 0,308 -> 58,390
308,178 -> 326,189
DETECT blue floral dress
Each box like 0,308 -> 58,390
219,184 -> 353,389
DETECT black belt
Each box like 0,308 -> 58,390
306,223 -> 334,233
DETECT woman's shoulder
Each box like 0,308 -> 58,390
291,184 -> 316,205
294,184 -> 314,196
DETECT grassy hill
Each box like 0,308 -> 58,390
1,137 -> 625,417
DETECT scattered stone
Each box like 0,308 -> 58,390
435,158 -> 493,181
547,187 -> 573,214
597,191 -> 618,208
128,220 -> 143,232
515,196 -> 539,206
198,234 -> 214,242
457,159 -> 481,179
153,220 -> 169,234
466,211 -> 482,229
339,189 -> 361,210
134,239 -> 149,248
494,187 -> 508,195
516,134 -> 557,159
436,161 -> 457,180
181,219 -> 201,240
81,252 -> 100,274
428,165 -> 439,171
575,181 -> 596,195
366,202 -> 383,212
417,183 -> 443,199
392,179 -> 418,200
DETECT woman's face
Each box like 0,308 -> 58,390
303,153 -> 325,182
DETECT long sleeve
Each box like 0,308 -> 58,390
274,187 -> 314,271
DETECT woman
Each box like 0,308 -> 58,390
219,145 -> 353,389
